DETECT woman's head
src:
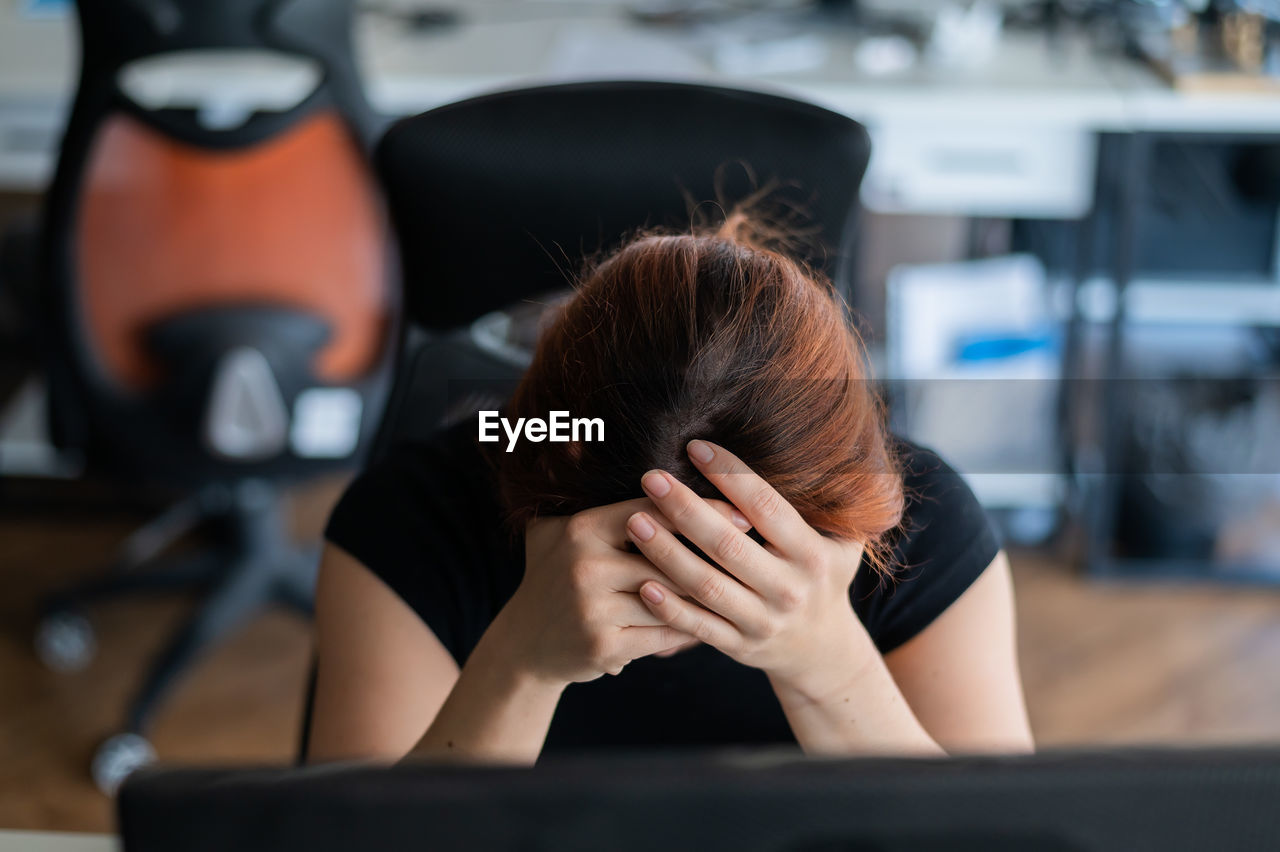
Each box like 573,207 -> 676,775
494,209 -> 905,572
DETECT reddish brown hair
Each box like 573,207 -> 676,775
494,210 -> 905,573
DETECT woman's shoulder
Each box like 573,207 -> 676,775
326,418 -> 498,534
322,417 -> 517,662
891,435 -> 993,539
852,435 -> 1002,655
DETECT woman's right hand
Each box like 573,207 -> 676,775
492,496 -> 751,686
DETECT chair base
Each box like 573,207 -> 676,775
35,480 -> 317,794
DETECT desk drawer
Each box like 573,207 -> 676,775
0,100 -> 64,192
862,122 -> 1096,219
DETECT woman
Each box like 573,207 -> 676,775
307,211 -> 1034,764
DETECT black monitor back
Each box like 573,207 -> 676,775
119,746 -> 1280,852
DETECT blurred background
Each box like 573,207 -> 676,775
2,0 -> 1280,833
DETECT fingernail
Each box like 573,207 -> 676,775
642,471 -> 671,498
628,513 -> 656,542
731,510 -> 750,530
641,583 -> 665,604
687,440 -> 714,463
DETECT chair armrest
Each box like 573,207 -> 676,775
0,215 -> 41,356
365,323 -> 525,465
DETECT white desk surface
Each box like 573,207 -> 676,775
3,2 -> 1279,123
359,6 -> 1134,126
0,4 -> 1131,118
0,831 -> 115,852
1,2 -> 1278,193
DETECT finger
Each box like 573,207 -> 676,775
626,511 -> 768,634
654,636 -> 700,658
607,584 -> 674,628
583,496 -> 751,550
637,581 -> 741,653
604,549 -> 696,597
597,550 -> 704,627
684,440 -> 815,560
834,537 -> 867,574
618,625 -> 699,661
639,470 -> 778,595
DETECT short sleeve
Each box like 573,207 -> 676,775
323,424 -> 515,664
853,439 -> 1002,655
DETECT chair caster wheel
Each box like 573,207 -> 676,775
92,733 -> 157,796
34,611 -> 96,673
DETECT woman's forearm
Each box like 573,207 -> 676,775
404,611 -> 565,765
768,614 -> 946,758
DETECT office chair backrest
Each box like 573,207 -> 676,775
72,0 -> 377,145
375,81 -> 872,333
359,81 -> 872,461
41,0 -> 396,484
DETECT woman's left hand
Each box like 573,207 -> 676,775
626,439 -> 875,699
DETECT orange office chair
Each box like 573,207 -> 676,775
33,0 -> 398,793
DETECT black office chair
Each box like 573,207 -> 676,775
33,0 -> 398,792
297,79 -> 873,761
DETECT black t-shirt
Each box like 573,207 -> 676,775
324,418 -> 1000,752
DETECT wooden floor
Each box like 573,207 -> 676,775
3,500 -> 1280,833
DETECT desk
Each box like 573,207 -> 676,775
3,4 -> 1277,213
4,5 -> 1279,201
0,831 -> 114,852
0,2 -> 1242,214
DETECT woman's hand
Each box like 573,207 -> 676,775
495,495 -> 753,688
626,439 -> 875,702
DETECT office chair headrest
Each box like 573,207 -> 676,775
374,80 -> 872,332
75,0 -> 356,71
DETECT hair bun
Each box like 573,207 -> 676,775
699,185 -> 823,269
715,208 -> 756,245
